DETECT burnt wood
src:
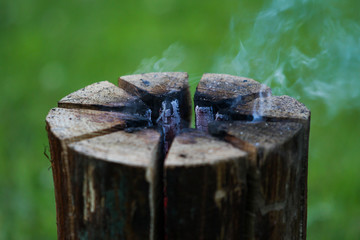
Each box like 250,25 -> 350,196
46,72 -> 310,240
194,73 -> 271,131
119,72 -> 191,125
58,81 -> 151,120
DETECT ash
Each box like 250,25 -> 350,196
195,106 -> 214,132
157,99 -> 181,153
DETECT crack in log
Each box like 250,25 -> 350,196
47,72 -> 310,240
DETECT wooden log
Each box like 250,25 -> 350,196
194,73 -> 271,131
164,130 -> 248,239
195,74 -> 310,239
46,107 -> 152,239
209,121 -> 307,240
216,95 -> 311,240
47,74 -> 192,239
46,72 -> 311,240
67,129 -> 163,239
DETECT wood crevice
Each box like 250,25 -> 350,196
47,72 -> 310,240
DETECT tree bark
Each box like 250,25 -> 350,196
164,130 -> 248,239
46,72 -> 310,240
196,74 -> 310,240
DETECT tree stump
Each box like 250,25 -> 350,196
46,72 -> 310,240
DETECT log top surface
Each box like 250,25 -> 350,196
231,95 -> 310,121
165,130 -> 247,167
46,108 -> 142,141
68,129 -> 161,166
119,72 -> 189,96
195,73 -> 271,103
209,121 -> 303,150
58,81 -> 146,109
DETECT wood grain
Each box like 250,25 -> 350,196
194,73 -> 272,131
67,129 -> 162,240
58,81 -> 151,118
221,95 -> 310,122
164,130 -> 248,239
46,73 -> 311,240
46,107 -> 150,239
209,121 -> 308,240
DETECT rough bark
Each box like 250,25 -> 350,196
46,72 -> 310,240
215,94 -> 311,239
209,121 -> 307,240
164,130 -> 248,239
67,130 -> 162,240
46,108 -> 149,239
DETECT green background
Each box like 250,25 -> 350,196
1,0 -> 359,239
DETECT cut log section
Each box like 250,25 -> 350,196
214,95 -> 311,240
194,73 -> 271,131
67,130 -> 163,239
164,130 -> 248,239
58,81 -> 151,121
219,95 -> 310,122
46,72 -> 311,240
46,107 -> 152,239
209,121 -> 306,240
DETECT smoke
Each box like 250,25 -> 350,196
212,0 -> 360,117
134,42 -> 186,74
132,0 -> 360,118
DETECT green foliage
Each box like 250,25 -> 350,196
0,0 -> 359,239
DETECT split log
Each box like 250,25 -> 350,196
218,95 -> 310,123
46,108 -> 150,239
209,121 -> 307,240
46,72 -> 310,240
215,94 -> 311,240
67,129 -> 162,239
197,73 -> 311,240
46,73 -> 192,239
164,130 -> 248,239
58,81 -> 151,120
194,73 -> 271,131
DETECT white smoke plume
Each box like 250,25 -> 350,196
134,42 -> 186,74
132,0 -> 360,119
212,0 -> 360,118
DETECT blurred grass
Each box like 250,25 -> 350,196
0,0 -> 359,239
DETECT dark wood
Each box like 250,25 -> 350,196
217,94 -> 311,239
119,72 -> 192,152
46,107 -> 154,239
67,129 -> 162,240
194,73 -> 271,131
46,72 -> 310,240
219,95 -> 310,122
209,121 -> 307,240
164,130 -> 248,239
119,72 -> 191,125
